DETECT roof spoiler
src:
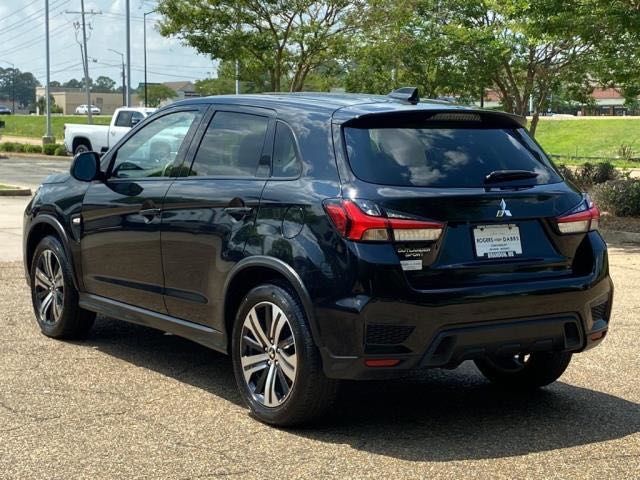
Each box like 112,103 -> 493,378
387,87 -> 420,105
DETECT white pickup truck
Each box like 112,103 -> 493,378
64,107 -> 156,155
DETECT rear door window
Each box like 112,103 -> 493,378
189,111 -> 269,178
344,122 -> 561,188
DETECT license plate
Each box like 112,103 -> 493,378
473,224 -> 522,259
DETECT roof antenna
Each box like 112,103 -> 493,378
388,87 -> 420,105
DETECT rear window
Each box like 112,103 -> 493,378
343,124 -> 561,188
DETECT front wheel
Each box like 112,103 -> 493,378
474,351 -> 572,389
231,283 -> 338,426
30,236 -> 95,339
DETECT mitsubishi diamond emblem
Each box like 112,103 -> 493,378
496,198 -> 512,218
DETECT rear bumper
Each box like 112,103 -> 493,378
314,232 -> 613,380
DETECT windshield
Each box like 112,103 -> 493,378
343,125 -> 561,188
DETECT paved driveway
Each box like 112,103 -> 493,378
0,155 -> 70,189
0,244 -> 638,479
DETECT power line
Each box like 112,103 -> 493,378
0,21 -> 70,58
0,0 -> 70,40
2,0 -> 41,21
130,66 -> 204,80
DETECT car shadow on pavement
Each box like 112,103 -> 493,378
86,316 -> 639,462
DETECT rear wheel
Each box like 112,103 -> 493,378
474,351 -> 572,389
30,236 -> 95,339
231,283 -> 338,426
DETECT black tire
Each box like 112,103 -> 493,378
74,142 -> 90,155
30,235 -> 95,339
474,351 -> 572,389
231,282 -> 338,426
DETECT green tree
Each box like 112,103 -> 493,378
63,79 -> 82,89
0,68 -> 39,107
345,1 -> 472,99
195,60 -> 270,95
93,76 -> 116,93
156,0 -> 364,92
437,0 -> 607,134
352,0 -> 609,136
146,84 -> 177,107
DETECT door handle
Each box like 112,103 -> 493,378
223,206 -> 253,220
139,207 -> 161,222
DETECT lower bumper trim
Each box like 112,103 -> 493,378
419,315 -> 583,368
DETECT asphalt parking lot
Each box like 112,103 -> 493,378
0,156 -> 639,478
0,247 -> 638,479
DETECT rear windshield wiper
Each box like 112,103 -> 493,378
484,170 -> 539,184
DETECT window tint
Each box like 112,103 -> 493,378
190,111 -> 269,177
110,110 -> 198,179
115,111 -> 133,127
131,111 -> 145,125
344,125 -> 561,187
272,122 -> 301,178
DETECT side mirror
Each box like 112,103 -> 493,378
130,117 -> 141,127
70,151 -> 101,182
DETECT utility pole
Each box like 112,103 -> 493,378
109,49 -> 126,106
80,0 -> 92,123
126,0 -> 131,106
43,0 -> 53,143
66,5 -> 101,124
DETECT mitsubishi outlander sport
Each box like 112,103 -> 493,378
23,89 -> 613,425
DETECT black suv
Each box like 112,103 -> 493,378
24,90 -> 613,426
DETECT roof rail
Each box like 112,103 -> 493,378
387,87 -> 420,105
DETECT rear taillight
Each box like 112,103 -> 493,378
323,199 -> 444,242
556,195 -> 600,234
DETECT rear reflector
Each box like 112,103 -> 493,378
323,198 -> 444,242
364,358 -> 401,367
556,196 -> 600,234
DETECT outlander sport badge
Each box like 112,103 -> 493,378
496,198 -> 512,218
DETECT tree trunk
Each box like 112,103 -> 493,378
529,112 -> 540,138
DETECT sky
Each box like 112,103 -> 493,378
0,0 -> 218,87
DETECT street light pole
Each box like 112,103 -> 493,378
44,0 -> 53,141
109,49 -> 126,106
143,11 -> 153,108
125,0 -> 131,106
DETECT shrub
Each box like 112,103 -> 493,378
556,165 -> 576,184
42,143 -> 58,155
5,142 -> 24,153
592,179 -> 640,217
558,161 -> 619,189
25,144 -> 43,154
617,144 -> 636,161
592,161 -> 618,184
54,146 -> 67,156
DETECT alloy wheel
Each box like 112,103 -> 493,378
239,301 -> 297,407
34,249 -> 64,325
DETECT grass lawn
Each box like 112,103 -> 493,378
0,184 -> 14,190
535,118 -> 640,160
0,114 -> 111,140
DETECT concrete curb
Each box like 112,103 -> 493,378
0,152 -> 70,161
601,229 -> 640,245
0,187 -> 32,196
